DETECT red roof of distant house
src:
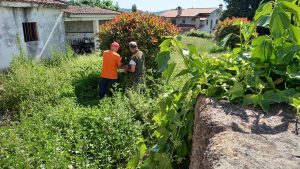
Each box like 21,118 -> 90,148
3,0 -> 68,8
64,6 -> 120,15
160,8 -> 217,18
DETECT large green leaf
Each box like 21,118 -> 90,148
287,64 -> 300,80
276,42 -> 297,64
290,25 -> 300,45
281,1 -> 300,24
156,51 -> 171,72
162,63 -> 176,83
227,82 -> 244,100
254,2 -> 273,21
270,6 -> 290,39
251,36 -> 274,62
220,33 -> 234,47
159,39 -> 172,52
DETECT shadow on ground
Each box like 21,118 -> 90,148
73,73 -> 100,107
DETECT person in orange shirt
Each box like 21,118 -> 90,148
99,42 -> 122,99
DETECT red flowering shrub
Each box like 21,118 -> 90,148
214,17 -> 250,48
99,12 -> 178,68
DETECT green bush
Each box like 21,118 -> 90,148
209,45 -> 229,53
214,17 -> 250,48
99,12 -> 178,69
185,30 -> 213,39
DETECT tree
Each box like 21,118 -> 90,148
132,4 -> 137,12
68,0 -> 120,11
221,0 -> 271,20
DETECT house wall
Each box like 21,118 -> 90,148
175,17 -> 196,25
198,10 -> 221,33
65,21 -> 94,41
0,4 -> 65,69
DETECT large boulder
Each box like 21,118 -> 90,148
190,96 -> 300,169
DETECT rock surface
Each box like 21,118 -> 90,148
190,96 -> 300,169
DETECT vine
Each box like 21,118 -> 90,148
128,0 -> 300,168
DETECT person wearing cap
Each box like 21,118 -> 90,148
99,42 -> 122,99
125,41 -> 145,83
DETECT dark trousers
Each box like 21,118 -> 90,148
99,78 -> 117,99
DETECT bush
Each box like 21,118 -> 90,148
209,45 -> 229,53
185,30 -> 213,39
99,12 -> 178,69
214,17 -> 250,48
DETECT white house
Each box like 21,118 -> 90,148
0,0 -> 120,69
0,0 -> 67,69
160,5 -> 223,33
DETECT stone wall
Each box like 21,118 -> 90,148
190,96 -> 300,169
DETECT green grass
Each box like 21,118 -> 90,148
0,37 -> 217,168
181,36 -> 217,54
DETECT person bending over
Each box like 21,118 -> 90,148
99,42 -> 122,99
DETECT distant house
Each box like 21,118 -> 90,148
160,5 -> 223,33
0,0 -> 120,69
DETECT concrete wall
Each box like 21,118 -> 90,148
65,21 -> 94,42
0,5 -> 65,69
198,10 -> 221,33
175,17 -> 196,25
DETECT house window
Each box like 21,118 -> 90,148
171,19 -> 176,25
216,19 -> 219,25
210,20 -> 213,29
22,22 -> 39,42
182,19 -> 186,24
206,20 -> 209,25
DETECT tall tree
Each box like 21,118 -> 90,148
68,0 -> 119,11
132,4 -> 137,12
221,0 -> 271,20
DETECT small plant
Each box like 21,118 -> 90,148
209,45 -> 229,53
99,12 -> 178,69
185,30 -> 213,39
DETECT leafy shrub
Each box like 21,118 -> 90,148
0,56 -> 73,112
185,30 -> 213,39
0,96 -> 142,168
99,12 -> 178,69
214,17 -> 250,48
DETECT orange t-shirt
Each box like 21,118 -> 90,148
101,50 -> 122,80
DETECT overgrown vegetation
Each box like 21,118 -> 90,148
0,52 -> 158,168
185,30 -> 213,39
99,12 -> 178,69
128,0 -> 300,168
0,36 -> 209,168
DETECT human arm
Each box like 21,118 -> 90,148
116,56 -> 122,68
126,60 -> 136,73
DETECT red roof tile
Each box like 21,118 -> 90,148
3,0 -> 68,8
64,6 -> 120,15
160,8 -> 217,18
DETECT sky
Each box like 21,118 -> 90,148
115,0 -> 225,12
